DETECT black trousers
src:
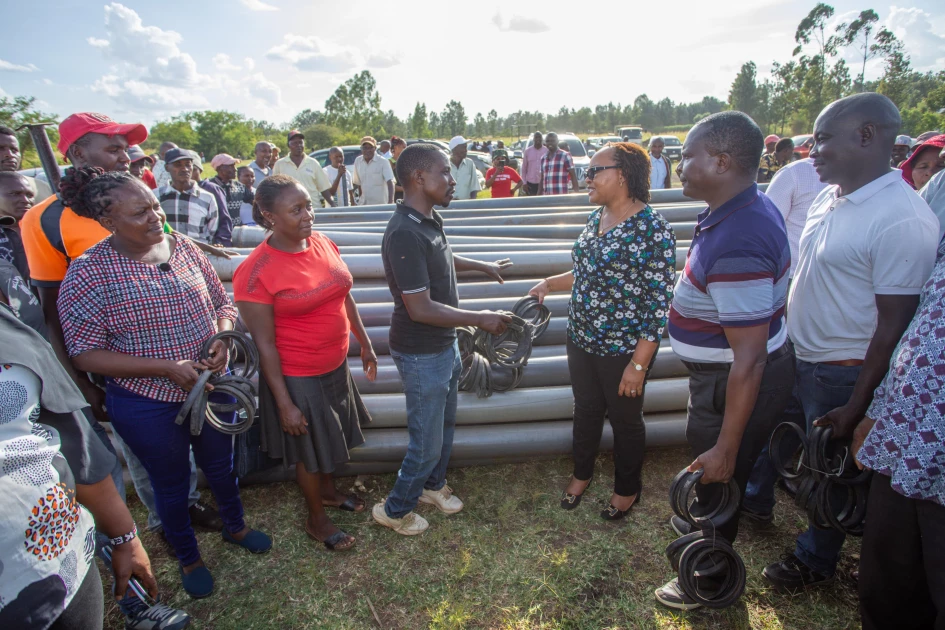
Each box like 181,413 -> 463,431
567,338 -> 649,496
683,344 -> 794,542
859,473 -> 945,630
524,182 -> 539,196
50,562 -> 104,630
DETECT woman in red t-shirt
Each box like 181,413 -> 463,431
234,175 -> 376,551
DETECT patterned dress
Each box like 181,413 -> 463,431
0,363 -> 96,628
568,206 -> 676,356
859,239 -> 945,506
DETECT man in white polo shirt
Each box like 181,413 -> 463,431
762,93 -> 939,594
352,136 -> 395,206
273,129 -> 334,207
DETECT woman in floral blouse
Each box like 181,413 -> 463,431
530,142 -> 676,520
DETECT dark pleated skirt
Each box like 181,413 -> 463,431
258,361 -> 370,474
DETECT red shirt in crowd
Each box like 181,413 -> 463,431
486,166 -> 522,198
233,232 -> 353,377
141,169 -> 157,189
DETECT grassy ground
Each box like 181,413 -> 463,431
103,448 -> 861,630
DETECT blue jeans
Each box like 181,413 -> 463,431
789,359 -> 862,576
111,430 -> 201,532
106,384 -> 246,566
384,341 -> 462,519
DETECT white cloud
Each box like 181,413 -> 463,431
42,78 -> 53,86
884,7 -> 945,70
213,53 -> 243,72
0,59 -> 39,72
266,34 -> 361,73
88,2 -> 201,88
266,34 -> 401,73
367,52 -> 401,69
247,73 -> 283,106
491,11 -> 549,33
92,75 -> 211,112
244,57 -> 256,71
240,0 -> 278,11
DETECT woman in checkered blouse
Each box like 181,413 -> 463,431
56,167 -> 272,599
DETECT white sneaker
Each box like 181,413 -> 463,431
418,484 -> 464,514
372,502 -> 429,536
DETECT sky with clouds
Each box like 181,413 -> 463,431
1,0 -> 943,128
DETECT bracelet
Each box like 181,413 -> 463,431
109,523 -> 138,547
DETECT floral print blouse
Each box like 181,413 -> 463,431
568,205 -> 676,356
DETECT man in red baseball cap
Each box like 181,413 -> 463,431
56,111 -> 148,158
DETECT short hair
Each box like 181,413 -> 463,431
649,136 -> 665,145
65,133 -> 100,164
775,138 -> 795,153
0,125 -> 15,137
159,141 -> 177,152
390,136 -> 406,148
0,171 -> 30,187
608,143 -> 651,204
254,141 -> 271,151
328,146 -> 343,156
58,166 -> 139,221
692,111 -> 764,173
252,174 -> 302,229
395,144 -> 444,189
236,165 -> 251,175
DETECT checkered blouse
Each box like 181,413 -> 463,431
57,236 -> 237,402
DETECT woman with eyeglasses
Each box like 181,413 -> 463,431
529,142 -> 676,520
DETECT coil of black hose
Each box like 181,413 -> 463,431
173,331 -> 259,435
675,534 -> 747,609
771,422 -> 870,536
511,296 -> 551,340
474,315 -> 532,369
669,468 -> 741,530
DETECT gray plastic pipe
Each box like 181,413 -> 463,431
238,413 -> 688,482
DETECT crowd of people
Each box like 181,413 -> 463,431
0,89 -> 943,630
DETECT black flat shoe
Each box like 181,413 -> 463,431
600,491 -> 642,521
560,477 -> 592,511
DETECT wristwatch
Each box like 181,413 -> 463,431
630,359 -> 644,372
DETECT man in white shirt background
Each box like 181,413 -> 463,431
377,139 -> 393,160
324,147 -> 355,207
449,135 -> 481,200
648,136 -> 672,189
352,136 -> 395,206
273,129 -> 335,207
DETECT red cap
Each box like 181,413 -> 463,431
58,112 -> 148,157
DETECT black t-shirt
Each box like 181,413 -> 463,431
382,204 -> 458,354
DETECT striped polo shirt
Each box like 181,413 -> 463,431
668,183 -> 790,363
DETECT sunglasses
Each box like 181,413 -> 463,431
585,165 -> 620,181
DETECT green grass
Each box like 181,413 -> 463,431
103,448 -> 861,629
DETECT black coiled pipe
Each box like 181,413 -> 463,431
174,331 -> 259,435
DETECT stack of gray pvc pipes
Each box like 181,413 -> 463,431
206,187 -> 764,482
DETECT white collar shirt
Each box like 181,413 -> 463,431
764,158 -> 828,277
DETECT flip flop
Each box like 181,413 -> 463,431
305,521 -> 356,551
325,494 -> 366,512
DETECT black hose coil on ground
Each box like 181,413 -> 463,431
457,296 -> 551,397
174,331 -> 260,435
768,422 -> 870,536
665,467 -> 746,608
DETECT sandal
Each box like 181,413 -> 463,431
600,491 -> 642,521
560,476 -> 592,511
329,494 -> 366,512
305,521 -> 356,551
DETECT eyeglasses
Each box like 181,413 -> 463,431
585,165 -> 620,181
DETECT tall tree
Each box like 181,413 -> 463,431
323,70 -> 384,136
473,113 -> 486,137
874,30 -> 911,107
290,109 -> 323,129
487,110 -> 498,136
407,102 -> 429,137
728,62 -> 759,118
793,3 -> 840,110
836,10 -> 880,92
441,100 -> 467,137
0,96 -> 59,161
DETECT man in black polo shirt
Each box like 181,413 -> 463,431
373,144 -> 512,536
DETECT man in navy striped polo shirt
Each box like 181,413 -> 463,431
655,111 -> 795,611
